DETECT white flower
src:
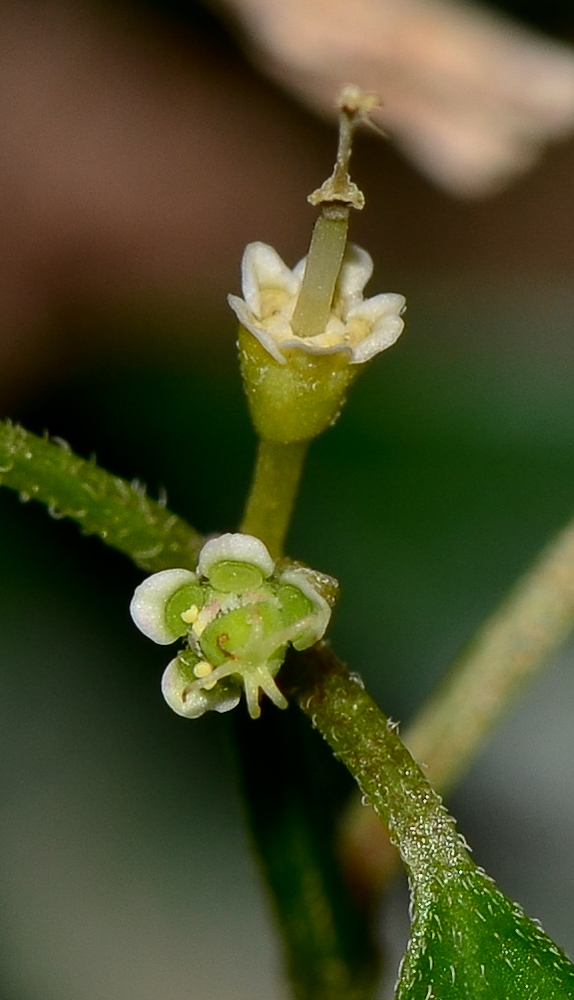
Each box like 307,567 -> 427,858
228,241 -> 405,366
129,534 -> 337,720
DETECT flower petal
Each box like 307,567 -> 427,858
241,241 -> 299,317
161,658 -> 241,718
230,238 -> 405,367
348,293 -> 406,363
278,565 -> 332,650
197,533 -> 275,581
130,568 -> 198,644
337,244 -> 374,304
228,293 -> 288,364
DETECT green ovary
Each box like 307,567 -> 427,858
176,580 -> 321,718
199,601 -> 285,668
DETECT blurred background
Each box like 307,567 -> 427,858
2,0 -> 574,997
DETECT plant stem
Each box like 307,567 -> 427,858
340,510 -> 574,900
240,437 -> 308,558
283,644 -> 469,883
0,420 -> 203,571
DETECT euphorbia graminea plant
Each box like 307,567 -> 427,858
1,86 -> 574,1000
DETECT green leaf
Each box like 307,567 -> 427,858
284,645 -> 574,1000
397,865 -> 574,999
0,420 -> 202,571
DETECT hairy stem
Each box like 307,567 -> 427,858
341,510 -> 574,900
0,420 -> 202,571
283,644 -> 469,883
240,438 -> 308,558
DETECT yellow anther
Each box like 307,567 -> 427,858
193,659 -> 218,692
181,604 -> 199,624
194,660 -> 214,679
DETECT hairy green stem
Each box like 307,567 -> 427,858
284,646 -> 574,1000
240,438 -> 308,558
340,510 -> 574,901
0,420 -> 202,571
283,644 -> 469,883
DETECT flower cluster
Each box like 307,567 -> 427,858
130,533 -> 336,719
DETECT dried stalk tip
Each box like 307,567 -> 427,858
308,85 -> 381,211
338,85 -> 380,119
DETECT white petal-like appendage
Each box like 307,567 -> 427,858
197,533 -> 275,580
337,245 -> 374,303
278,337 -> 350,357
229,292 -> 287,364
349,294 -> 406,363
227,293 -> 255,332
229,239 -> 405,366
278,566 -> 332,650
161,659 -> 241,719
130,568 -> 197,644
241,242 -> 299,317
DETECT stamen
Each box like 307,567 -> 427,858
181,604 -> 199,624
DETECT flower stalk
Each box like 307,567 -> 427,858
240,438 -> 308,558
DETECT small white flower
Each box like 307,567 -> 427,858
228,241 -> 405,366
130,535 -> 337,720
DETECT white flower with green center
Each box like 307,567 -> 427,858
228,90 -> 406,447
130,533 -> 336,720
228,242 -> 405,366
